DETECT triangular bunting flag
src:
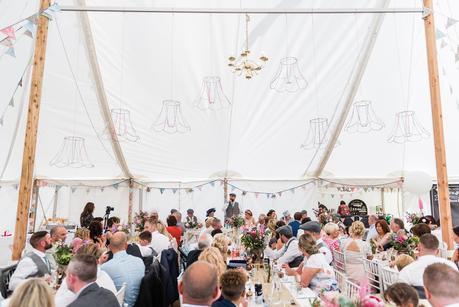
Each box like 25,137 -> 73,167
197,186 -> 202,191
231,186 -> 236,192
8,98 -> 14,107
6,47 -> 16,57
23,20 -> 36,39
71,187 -> 77,193
100,187 -> 104,192
242,191 -> 247,196
42,3 -> 61,20
446,17 -> 458,29
0,26 -> 16,39
440,39 -> 447,49
278,192 -> 282,197
301,185 -> 306,190
0,117 -> 3,126
27,15 -> 39,25
210,181 -> 215,187
435,29 -> 446,39
146,187 -> 151,192
113,183 -> 119,190
266,193 -> 270,199
160,188 -> 165,194
86,188 -> 90,194
13,184 -> 18,190
331,194 -> 335,198
18,78 -> 23,87
172,188 -> 178,194
290,188 -> 295,194
0,38 -> 13,47
255,192 -> 259,198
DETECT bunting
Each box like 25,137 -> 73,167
446,17 -> 458,29
0,26 -> 16,39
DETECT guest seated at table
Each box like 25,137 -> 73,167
384,282 -> 419,307
105,216 -> 121,240
283,233 -> 337,293
211,269 -> 248,307
206,208 -> 216,222
299,221 -> 333,264
264,225 -> 303,267
391,218 -> 408,238
179,261 -> 220,307
148,220 -> 171,256
50,226 -> 68,244
55,243 -> 117,307
166,215 -> 182,247
72,227 -> 91,253
342,221 -> 370,283
212,234 -> 230,262
371,219 -> 392,251
9,231 -> 53,291
7,278 -> 54,307
257,214 -> 267,233
322,222 -> 340,252
211,229 -> 223,237
99,232 -> 145,307
88,220 -> 105,247
282,211 -> 292,224
288,212 -> 302,238
187,237 -> 210,269
364,215 -> 378,241
243,210 -> 256,228
452,226 -> 459,266
135,231 -> 157,257
198,247 -> 227,281
410,223 -> 431,238
185,208 -> 201,229
66,254 -> 119,307
423,262 -> 459,307
394,254 -> 415,272
398,234 -> 458,299
267,209 -> 277,220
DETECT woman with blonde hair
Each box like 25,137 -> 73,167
341,221 -> 370,283
8,278 -> 54,307
157,220 -> 178,250
322,222 -> 340,252
212,234 -> 230,262
198,247 -> 227,280
283,234 -> 337,293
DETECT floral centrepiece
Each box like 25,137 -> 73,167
405,211 -> 423,225
321,281 -> 385,307
54,242 -> 73,266
391,234 -> 419,257
241,227 -> 266,262
228,215 -> 245,229
133,210 -> 152,232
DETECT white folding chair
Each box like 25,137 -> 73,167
332,249 -> 346,273
334,270 -> 346,293
439,247 -> 448,259
344,278 -> 361,301
116,282 -> 127,306
380,266 -> 399,292
363,258 -> 382,293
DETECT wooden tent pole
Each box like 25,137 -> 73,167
12,0 -> 51,260
423,0 -> 453,249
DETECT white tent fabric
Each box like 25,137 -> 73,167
1,0 -> 459,243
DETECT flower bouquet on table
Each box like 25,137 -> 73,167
391,234 -> 419,257
240,227 -> 266,263
133,210 -> 153,232
54,242 -> 73,288
228,215 -> 245,229
405,211 -> 423,225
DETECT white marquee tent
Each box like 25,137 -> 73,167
1,0 -> 459,257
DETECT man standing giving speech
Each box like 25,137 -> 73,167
225,193 -> 240,221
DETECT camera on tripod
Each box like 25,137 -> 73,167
105,206 -> 114,215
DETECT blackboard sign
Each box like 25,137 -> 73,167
348,199 -> 368,216
429,184 -> 459,226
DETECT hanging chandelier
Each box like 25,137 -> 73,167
228,14 -> 268,79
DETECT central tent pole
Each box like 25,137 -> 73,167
423,0 -> 453,248
12,0 -> 51,260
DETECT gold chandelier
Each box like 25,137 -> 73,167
228,14 -> 268,79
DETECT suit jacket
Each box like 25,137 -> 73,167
186,249 -> 203,269
160,249 -> 179,305
135,260 -> 166,307
68,283 -> 119,307
225,201 -> 240,219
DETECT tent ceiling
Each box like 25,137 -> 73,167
1,0 -> 459,182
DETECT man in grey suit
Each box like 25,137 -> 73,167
225,193 -> 240,221
67,254 -> 119,307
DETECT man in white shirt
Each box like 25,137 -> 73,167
398,234 -> 458,298
179,261 -> 220,307
365,215 -> 378,241
135,231 -> 156,257
149,222 -> 171,256
423,262 -> 459,307
9,231 -> 53,291
264,225 -> 302,266
299,221 -> 333,264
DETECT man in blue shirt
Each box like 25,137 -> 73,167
100,232 -> 144,307
288,212 -> 302,237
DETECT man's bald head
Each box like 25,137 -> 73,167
109,232 -> 127,252
50,226 -> 68,243
179,261 -> 219,305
